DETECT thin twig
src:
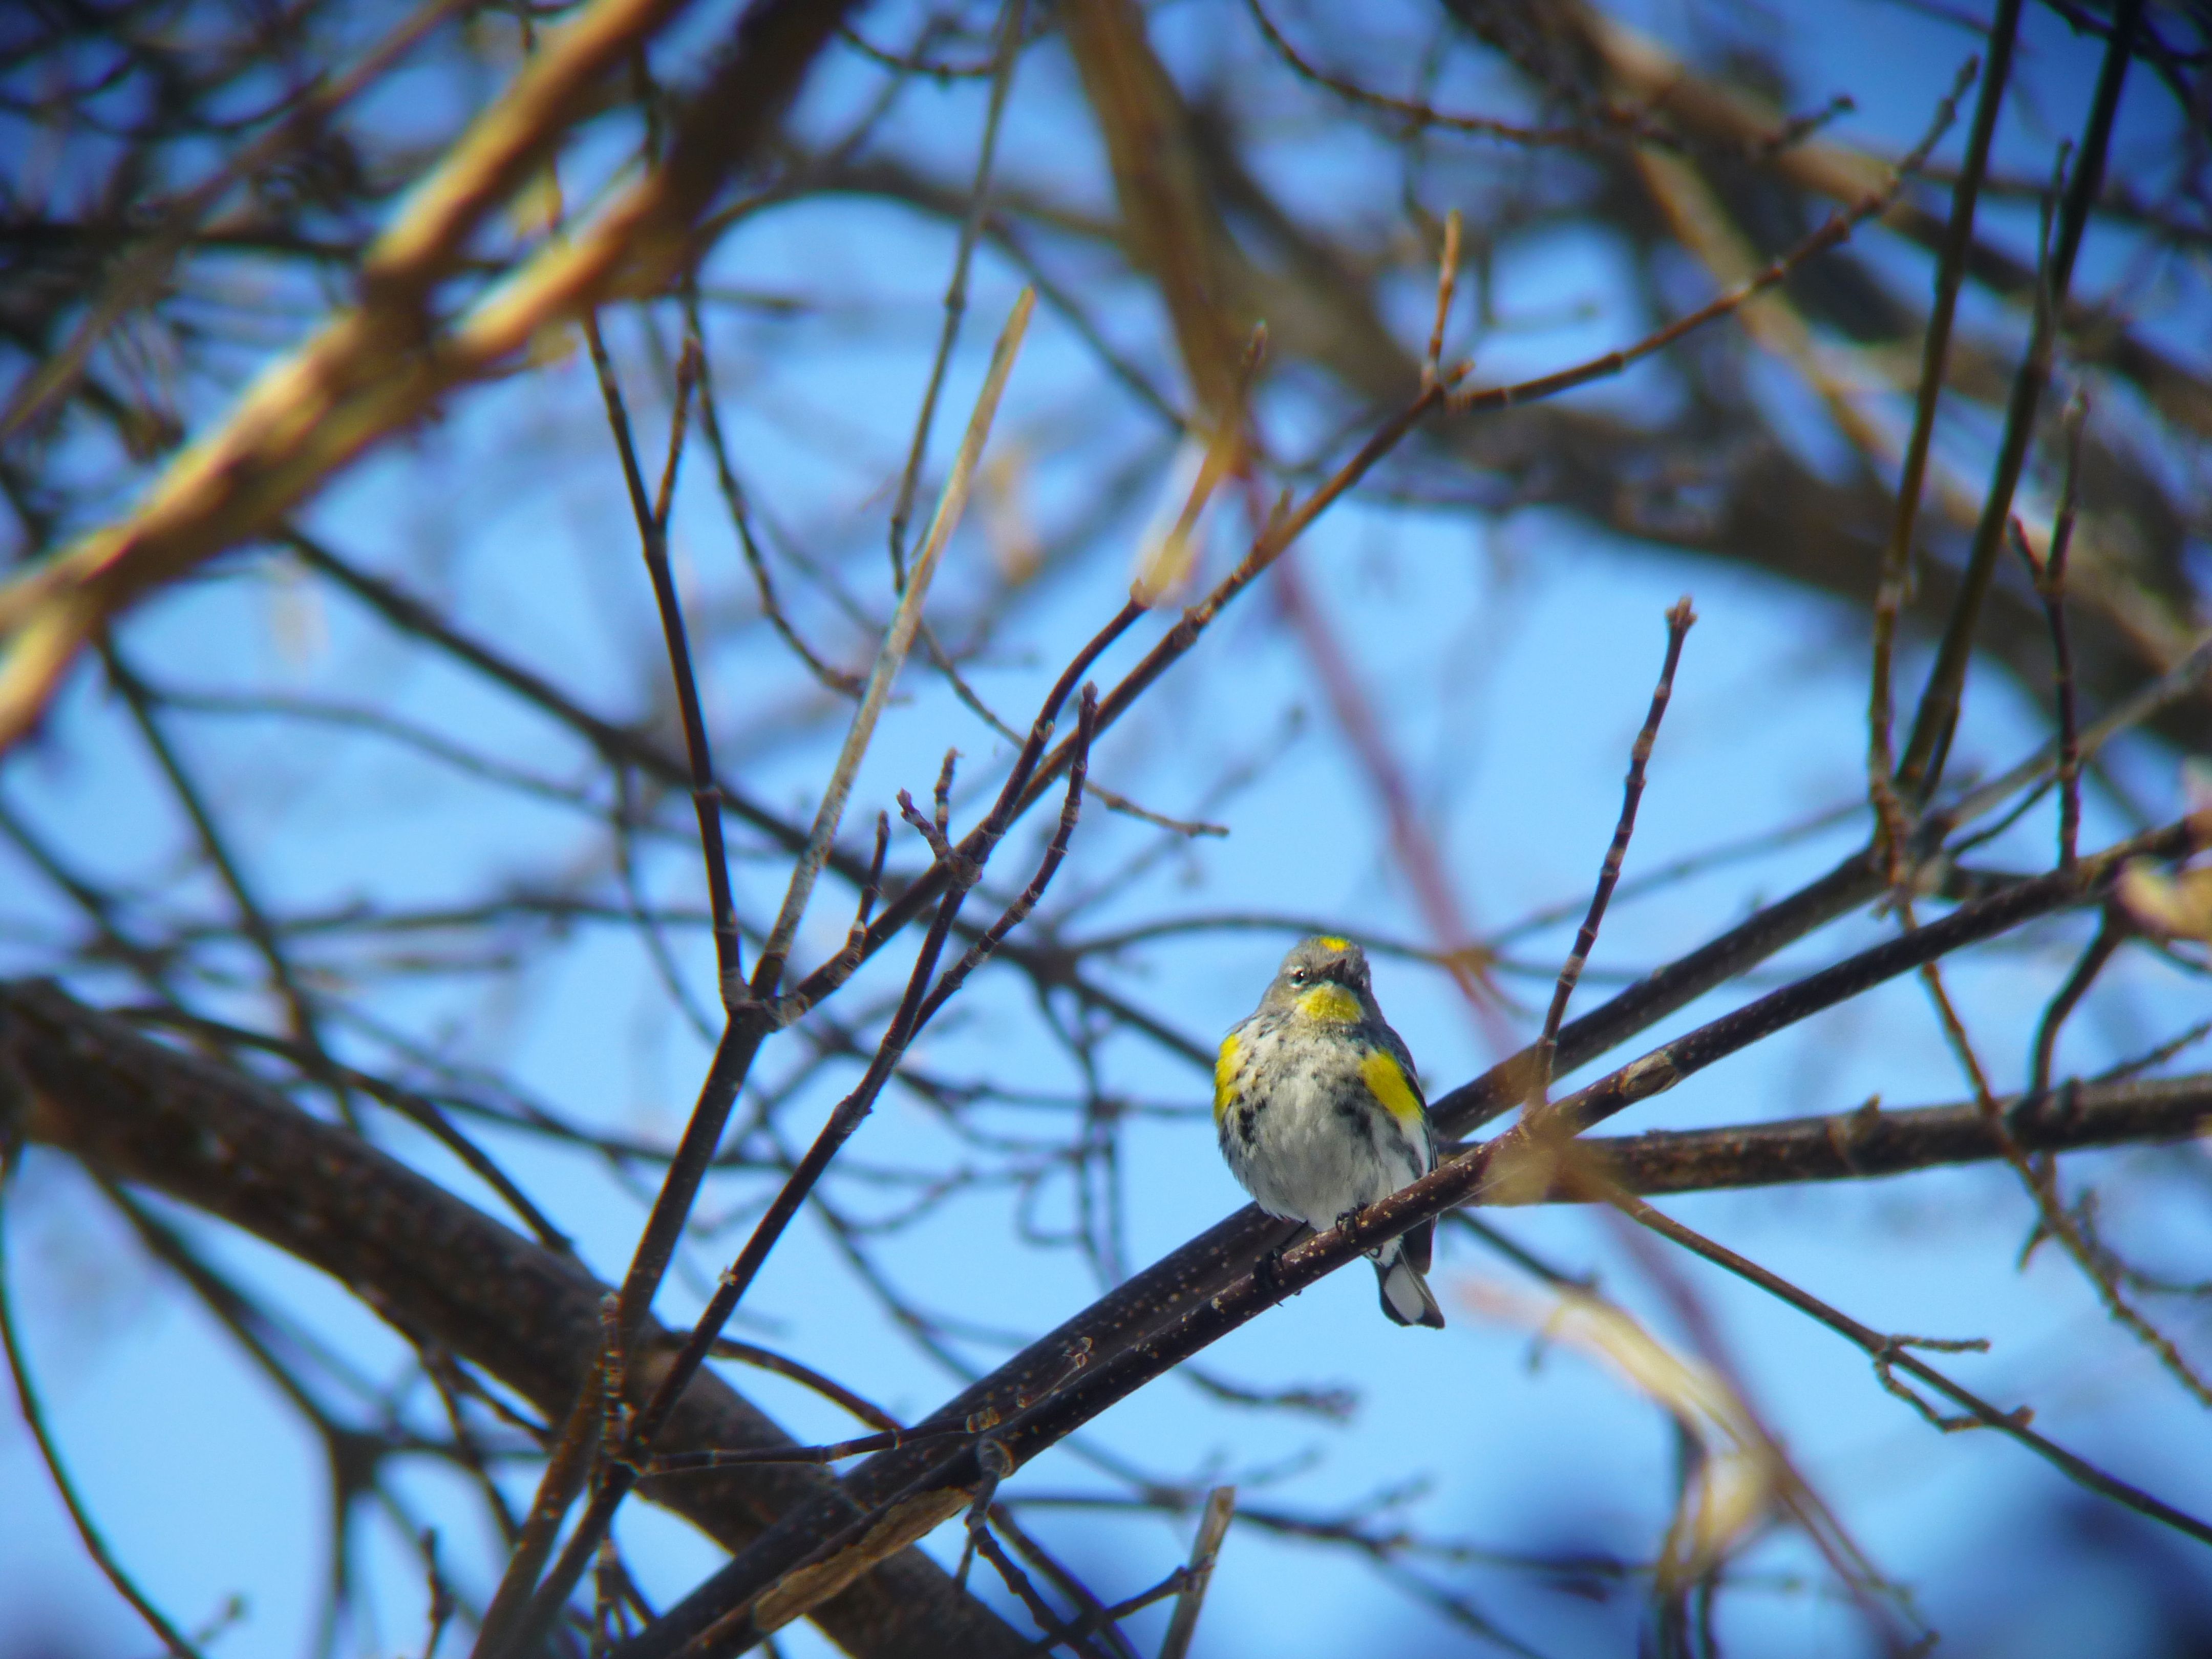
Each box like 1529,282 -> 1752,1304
684,290 -> 861,695
1422,209 -> 1462,387
916,686 -> 1098,1028
794,813 -> 892,1011
0,0 -> 472,441
755,286 -> 1035,994
1602,1184 -> 2212,1546
2028,916 -> 2126,1100
582,312 -> 743,1006
1530,599 -> 1695,1103
1157,1485 -> 1236,1659
99,645 -> 353,1119
2009,394 -> 2090,869
1007,1563 -> 1201,1658
1243,0 -> 1655,148
646,1427 -> 971,1471
1944,627 -> 2212,833
1867,2 -> 2019,866
1896,0 -> 2143,799
1448,75 -> 1964,419
121,1008 -> 572,1253
778,593 -> 1141,1027
888,0 -> 1028,590
478,303 -> 761,1657
706,1335 -> 900,1432
421,1530 -> 457,1659
966,1490 -> 1116,1659
484,275 -> 924,1659
0,1152 -> 202,1657
988,1506 -> 1142,1659
1918,911 -> 2212,1409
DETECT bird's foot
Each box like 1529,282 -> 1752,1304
1253,1245 -> 1289,1301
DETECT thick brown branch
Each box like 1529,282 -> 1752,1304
3,980 -> 1026,1659
1565,1073 -> 2212,1199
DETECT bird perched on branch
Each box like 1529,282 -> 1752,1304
1216,935 -> 1444,1328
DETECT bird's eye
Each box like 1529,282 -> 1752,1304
1288,966 -> 1307,983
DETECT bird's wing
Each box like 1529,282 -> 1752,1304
1213,1024 -> 1245,1124
1372,1019 -> 1435,1163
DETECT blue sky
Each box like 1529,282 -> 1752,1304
4,1 -> 2209,1655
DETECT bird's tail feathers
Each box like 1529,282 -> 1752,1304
1376,1245 -> 1445,1329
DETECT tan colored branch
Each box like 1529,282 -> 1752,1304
1061,0 -> 1246,422
1570,1 -> 2212,441
1619,67 -> 2203,703
0,0 -> 852,755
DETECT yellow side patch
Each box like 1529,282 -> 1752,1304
1296,984 -> 1362,1024
1359,1049 -> 1424,1130
1214,1033 -> 1241,1122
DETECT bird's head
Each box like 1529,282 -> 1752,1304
1263,935 -> 1375,1024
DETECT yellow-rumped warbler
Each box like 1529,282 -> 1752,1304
1216,935 -> 1444,1329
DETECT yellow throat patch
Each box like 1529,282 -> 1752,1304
1296,984 -> 1363,1024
